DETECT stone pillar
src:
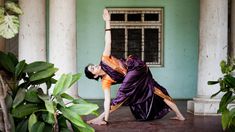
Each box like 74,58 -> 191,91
0,0 -> 5,51
49,0 -> 77,97
187,0 -> 228,115
18,0 -> 46,63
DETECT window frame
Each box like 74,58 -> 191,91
107,8 -> 164,67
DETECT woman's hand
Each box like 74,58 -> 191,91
87,117 -> 108,125
103,9 -> 110,21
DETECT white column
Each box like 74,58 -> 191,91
49,0 -> 77,97
0,0 -> 5,51
187,0 -> 228,115
18,0 -> 46,63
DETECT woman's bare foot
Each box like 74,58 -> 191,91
170,115 -> 185,121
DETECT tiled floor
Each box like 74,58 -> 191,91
84,100 -> 223,132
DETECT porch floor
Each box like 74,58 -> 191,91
84,100 -> 222,132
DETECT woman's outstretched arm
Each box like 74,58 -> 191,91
87,88 -> 111,125
102,9 -> 111,56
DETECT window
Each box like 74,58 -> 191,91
108,8 -> 164,66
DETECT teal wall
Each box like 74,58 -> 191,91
77,0 -> 199,99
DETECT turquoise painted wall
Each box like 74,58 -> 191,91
77,0 -> 199,99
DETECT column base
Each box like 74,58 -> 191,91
187,97 -> 221,116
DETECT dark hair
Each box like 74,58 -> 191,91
84,64 -> 99,81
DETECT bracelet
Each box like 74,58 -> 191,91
105,29 -> 111,31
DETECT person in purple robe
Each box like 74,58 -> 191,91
85,9 -> 185,125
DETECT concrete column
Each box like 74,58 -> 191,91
18,0 -> 46,63
187,0 -> 228,115
49,0 -> 77,97
0,0 -> 5,51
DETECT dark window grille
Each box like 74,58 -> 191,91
108,8 -> 163,66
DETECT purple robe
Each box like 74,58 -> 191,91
100,55 -> 171,121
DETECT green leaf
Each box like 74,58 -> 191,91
16,119 -> 28,132
222,110 -> 230,130
7,52 -> 18,65
25,89 -> 42,103
0,14 -> 19,39
15,60 -> 26,79
69,73 -> 82,87
71,122 -> 95,132
31,121 -> 45,132
12,88 -> 25,108
207,81 -> 219,85
29,67 -> 58,81
59,107 -> 86,128
38,93 -> 50,101
55,96 -> 65,107
42,112 -> 55,124
61,93 -> 74,100
28,113 -> 37,132
23,61 -> 54,73
218,91 -> 233,113
12,104 -> 40,118
211,90 -> 221,98
58,115 -> 67,128
45,100 -> 55,114
53,74 -> 67,95
220,60 -> 227,74
68,104 -> 99,115
0,51 -> 15,73
5,1 -> 23,15
73,98 -> 89,104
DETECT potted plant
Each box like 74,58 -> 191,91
0,51 -> 99,132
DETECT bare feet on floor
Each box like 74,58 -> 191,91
170,115 -> 185,121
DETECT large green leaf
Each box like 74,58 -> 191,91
0,14 -> 19,39
28,113 -> 37,132
15,60 -> 26,79
31,121 -> 45,132
59,107 -> 86,128
23,61 -> 54,73
29,67 -> 58,81
12,104 -> 40,118
68,104 -> 99,115
0,51 -> 15,73
73,98 -> 89,104
69,73 -> 82,87
53,74 -> 72,96
5,1 -> 23,15
12,88 -> 25,108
